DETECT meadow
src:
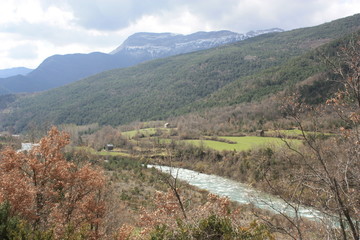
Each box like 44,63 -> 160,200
266,129 -> 333,138
117,127 -> 305,152
183,136 -> 301,151
121,128 -> 169,138
75,146 -> 131,157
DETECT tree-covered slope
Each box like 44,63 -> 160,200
0,30 -> 277,95
2,14 -> 360,132
184,51 -> 328,111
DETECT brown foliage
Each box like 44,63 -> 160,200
86,125 -> 124,151
0,127 -> 106,239
117,190 -> 249,240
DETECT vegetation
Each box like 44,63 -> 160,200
169,33 -> 360,240
183,136 -> 301,151
117,192 -> 274,240
2,13 -> 360,240
0,127 -> 107,239
274,35 -> 360,240
2,14 -> 360,132
121,128 -> 168,139
0,127 -> 286,240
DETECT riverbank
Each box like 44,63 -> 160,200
146,164 -> 333,239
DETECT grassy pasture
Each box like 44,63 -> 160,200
266,129 -> 303,137
75,146 -> 131,157
116,127 -> 309,153
122,128 -> 169,138
184,136 -> 301,151
266,129 -> 333,138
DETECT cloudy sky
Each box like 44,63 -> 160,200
0,0 -> 359,69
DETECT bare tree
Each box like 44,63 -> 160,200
274,34 -> 360,240
156,149 -> 188,220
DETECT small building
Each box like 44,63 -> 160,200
256,130 -> 265,137
105,144 -> 114,151
18,143 -> 40,152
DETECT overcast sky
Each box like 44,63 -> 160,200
0,0 -> 359,69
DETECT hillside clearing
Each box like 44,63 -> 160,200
183,136 -> 301,151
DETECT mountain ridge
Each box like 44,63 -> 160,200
110,28 -> 283,56
1,13 -> 360,132
0,29 -> 282,95
0,67 -> 33,78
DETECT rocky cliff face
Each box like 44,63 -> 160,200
111,29 -> 283,58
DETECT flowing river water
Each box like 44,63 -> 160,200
148,165 -> 336,225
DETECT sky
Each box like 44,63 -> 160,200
0,0 -> 359,70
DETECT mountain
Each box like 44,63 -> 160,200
1,14 -> 360,132
110,29 -> 283,58
0,52 -> 134,94
0,29 -> 282,94
0,67 -> 33,78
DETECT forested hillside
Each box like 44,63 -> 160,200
1,14 -> 360,132
185,41 -> 340,110
0,30 -> 263,95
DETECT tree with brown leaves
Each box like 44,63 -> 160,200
0,127 -> 106,239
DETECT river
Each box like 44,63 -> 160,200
148,164 -> 335,224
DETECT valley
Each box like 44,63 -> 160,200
1,13 -> 360,240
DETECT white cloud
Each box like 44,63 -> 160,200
0,0 -> 73,26
124,8 -> 212,34
0,0 -> 359,69
309,0 -> 360,25
8,43 -> 38,59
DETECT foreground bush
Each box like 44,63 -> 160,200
0,127 -> 106,239
118,191 -> 273,240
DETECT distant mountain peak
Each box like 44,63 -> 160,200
245,28 -> 284,37
0,29 -> 284,95
110,29 -> 284,56
128,32 -> 181,39
0,67 -> 33,78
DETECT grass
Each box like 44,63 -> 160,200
97,150 -> 131,157
266,129 -> 334,138
74,146 -> 131,157
270,129 -> 303,136
76,128 -> 308,157
184,136 -> 301,151
122,128 -> 169,138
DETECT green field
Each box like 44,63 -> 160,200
267,129 -> 303,136
75,146 -> 131,157
122,128 -> 169,138
184,136 -> 301,151
266,129 -> 333,138
121,128 -> 304,152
